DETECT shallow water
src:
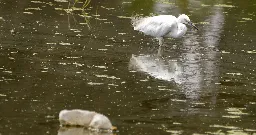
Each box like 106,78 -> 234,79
0,0 -> 256,134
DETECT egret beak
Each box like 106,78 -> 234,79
188,21 -> 198,30
111,126 -> 117,131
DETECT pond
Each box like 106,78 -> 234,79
0,0 -> 256,134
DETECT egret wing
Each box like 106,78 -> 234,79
133,15 -> 177,37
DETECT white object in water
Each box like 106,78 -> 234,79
58,127 -> 114,135
132,14 -> 198,46
59,109 -> 116,131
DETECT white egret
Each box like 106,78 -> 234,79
132,14 -> 198,46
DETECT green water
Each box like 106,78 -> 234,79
0,0 -> 256,134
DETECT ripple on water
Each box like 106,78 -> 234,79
226,73 -> 242,76
225,107 -> 249,116
95,74 -> 120,80
87,82 -> 104,85
54,0 -> 68,2
214,4 -> 235,8
206,129 -> 250,135
166,130 -> 183,134
247,50 -> 256,53
242,18 -> 253,21
171,99 -> 186,102
98,49 -> 108,51
23,12 -> 33,14
59,42 -> 72,46
105,44 -> 113,47
25,7 -> 42,10
94,65 -> 107,69
100,6 -> 115,10
31,1 -> 44,4
0,94 -> 7,97
210,124 -> 240,130
65,56 -> 81,59
117,16 -> 131,19
2,71 -> 12,74
46,42 -> 57,45
108,83 -> 119,87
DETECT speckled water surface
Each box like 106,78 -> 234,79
0,0 -> 256,134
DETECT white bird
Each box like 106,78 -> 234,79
59,109 -> 117,131
132,14 -> 198,46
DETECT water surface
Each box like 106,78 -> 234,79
0,0 -> 256,134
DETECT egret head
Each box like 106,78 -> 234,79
178,14 -> 198,30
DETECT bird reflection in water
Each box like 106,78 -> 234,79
129,46 -> 182,84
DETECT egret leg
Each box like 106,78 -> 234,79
157,37 -> 164,46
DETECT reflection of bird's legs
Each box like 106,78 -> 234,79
157,37 -> 164,46
157,45 -> 163,57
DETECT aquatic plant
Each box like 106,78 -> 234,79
64,0 -> 91,29
73,0 -> 91,10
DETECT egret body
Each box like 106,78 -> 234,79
132,14 -> 198,46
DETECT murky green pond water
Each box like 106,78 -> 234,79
0,0 -> 256,134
